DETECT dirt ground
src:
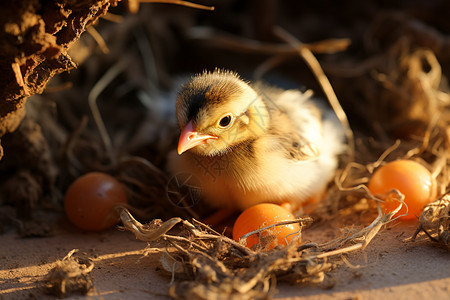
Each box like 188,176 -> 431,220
1,214 -> 449,299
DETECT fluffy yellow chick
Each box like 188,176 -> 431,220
168,70 -> 344,211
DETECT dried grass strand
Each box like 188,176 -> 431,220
188,28 -> 350,55
88,60 -> 127,161
100,12 -> 124,23
87,26 -> 109,54
59,115 -> 89,175
273,26 -> 355,163
139,0 -> 214,11
239,217 -> 312,243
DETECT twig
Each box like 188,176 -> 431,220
314,243 -> 363,259
43,82 -> 73,93
87,26 -> 109,54
239,218 -> 313,243
139,0 -> 214,11
101,12 -> 124,23
59,115 -> 89,175
341,255 -> 361,269
119,208 -> 182,242
273,26 -> 355,163
88,60 -> 127,161
318,200 -> 404,252
191,218 -> 223,236
118,156 -> 168,184
188,28 -> 350,55
404,114 -> 440,159
370,140 -> 401,169
335,139 -> 401,194
134,27 -> 160,94
185,219 -> 255,256
412,224 -> 440,242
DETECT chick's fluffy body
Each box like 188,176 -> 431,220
169,70 -> 344,210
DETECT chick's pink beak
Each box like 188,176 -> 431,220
177,121 -> 218,155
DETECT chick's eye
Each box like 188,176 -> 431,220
219,115 -> 232,128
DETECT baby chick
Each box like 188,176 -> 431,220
168,70 -> 344,211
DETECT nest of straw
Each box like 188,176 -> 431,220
414,194 -> 450,247
119,203 -> 401,299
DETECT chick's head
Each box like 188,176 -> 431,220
176,70 -> 269,156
